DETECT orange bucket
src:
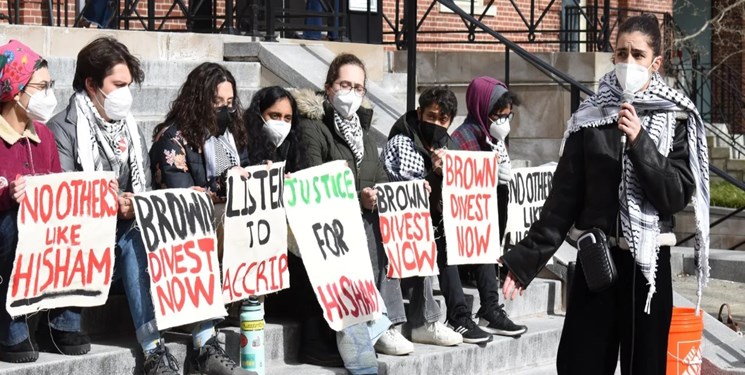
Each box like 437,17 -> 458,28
666,307 -> 704,375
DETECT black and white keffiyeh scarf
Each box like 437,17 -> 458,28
562,72 -> 710,313
75,92 -> 147,193
333,112 -> 365,167
485,136 -> 511,185
381,134 -> 427,182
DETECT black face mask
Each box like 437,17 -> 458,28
216,106 -> 231,134
419,120 -> 449,148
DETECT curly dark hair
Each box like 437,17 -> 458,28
244,86 -> 307,172
154,62 -> 248,150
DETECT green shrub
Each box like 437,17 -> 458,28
710,180 -> 745,208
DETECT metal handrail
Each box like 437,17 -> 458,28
410,0 -> 594,110
676,164 -> 745,247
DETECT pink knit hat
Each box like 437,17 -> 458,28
0,40 -> 43,103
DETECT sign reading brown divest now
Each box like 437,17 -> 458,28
222,163 -> 289,303
375,181 -> 438,278
283,161 -> 382,331
442,150 -> 501,264
6,172 -> 117,317
133,189 -> 226,330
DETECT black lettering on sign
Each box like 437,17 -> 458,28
311,219 -> 349,260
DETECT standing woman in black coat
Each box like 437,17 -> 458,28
500,14 -> 710,375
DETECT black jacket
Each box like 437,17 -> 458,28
149,124 -> 250,196
501,118 -> 696,287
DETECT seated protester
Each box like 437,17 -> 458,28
379,86 -> 463,347
244,86 -> 306,172
444,77 -> 527,340
151,62 -> 250,198
0,40 -> 91,363
47,37 -> 253,375
293,53 -> 404,373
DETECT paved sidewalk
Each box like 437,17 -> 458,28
673,274 -> 745,328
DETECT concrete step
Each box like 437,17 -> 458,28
710,146 -> 731,160
426,278 -> 562,324
46,58 -> 262,89
52,87 -> 259,118
269,315 -> 565,375
0,315 -> 564,375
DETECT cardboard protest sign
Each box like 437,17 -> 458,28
133,189 -> 226,330
375,181 -> 438,278
442,150 -> 501,264
6,172 -> 117,317
222,163 -> 289,303
283,161 -> 382,331
505,165 -> 556,247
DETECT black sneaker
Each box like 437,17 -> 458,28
36,326 -> 91,355
0,338 -> 38,363
144,342 -> 180,375
447,316 -> 493,344
478,304 -> 528,337
193,335 -> 256,375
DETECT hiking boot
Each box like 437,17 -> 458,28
144,342 -> 180,375
193,335 -> 256,375
36,326 -> 91,355
478,304 -> 528,337
410,321 -> 462,346
0,338 -> 38,363
374,327 -> 414,355
447,316 -> 493,344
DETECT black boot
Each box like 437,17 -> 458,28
0,338 -> 38,363
36,325 -> 91,355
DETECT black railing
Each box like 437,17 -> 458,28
561,4 -> 668,52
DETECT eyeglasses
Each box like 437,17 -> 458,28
490,112 -> 514,125
334,80 -> 367,97
24,80 -> 55,95
214,102 -> 238,114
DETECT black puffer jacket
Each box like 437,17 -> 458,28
501,117 -> 696,287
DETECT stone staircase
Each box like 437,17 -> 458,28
0,278 -> 565,375
706,125 -> 745,183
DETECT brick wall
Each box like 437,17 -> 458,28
1,0 -> 671,51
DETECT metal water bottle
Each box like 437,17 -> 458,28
240,297 -> 265,374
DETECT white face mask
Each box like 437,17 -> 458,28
489,120 -> 510,141
615,61 -> 655,94
331,91 -> 363,119
262,117 -> 292,147
99,87 -> 133,121
23,89 -> 58,123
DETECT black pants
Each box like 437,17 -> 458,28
436,236 -> 500,322
558,247 -> 673,375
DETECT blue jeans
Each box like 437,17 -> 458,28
0,209 -> 81,346
112,220 -> 159,345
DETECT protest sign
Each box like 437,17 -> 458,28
222,163 -> 289,303
133,189 -> 226,330
283,161 -> 382,331
442,150 -> 500,264
375,181 -> 438,278
505,165 -> 556,247
6,172 -> 117,317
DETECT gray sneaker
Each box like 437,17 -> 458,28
143,342 -> 180,375
193,335 -> 257,375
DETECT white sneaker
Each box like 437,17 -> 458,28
374,327 -> 414,355
411,321 -> 463,346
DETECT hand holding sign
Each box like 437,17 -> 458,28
9,175 -> 26,203
361,187 -> 377,210
118,192 -> 135,220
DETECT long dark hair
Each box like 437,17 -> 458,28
244,86 -> 306,172
154,62 -> 248,150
